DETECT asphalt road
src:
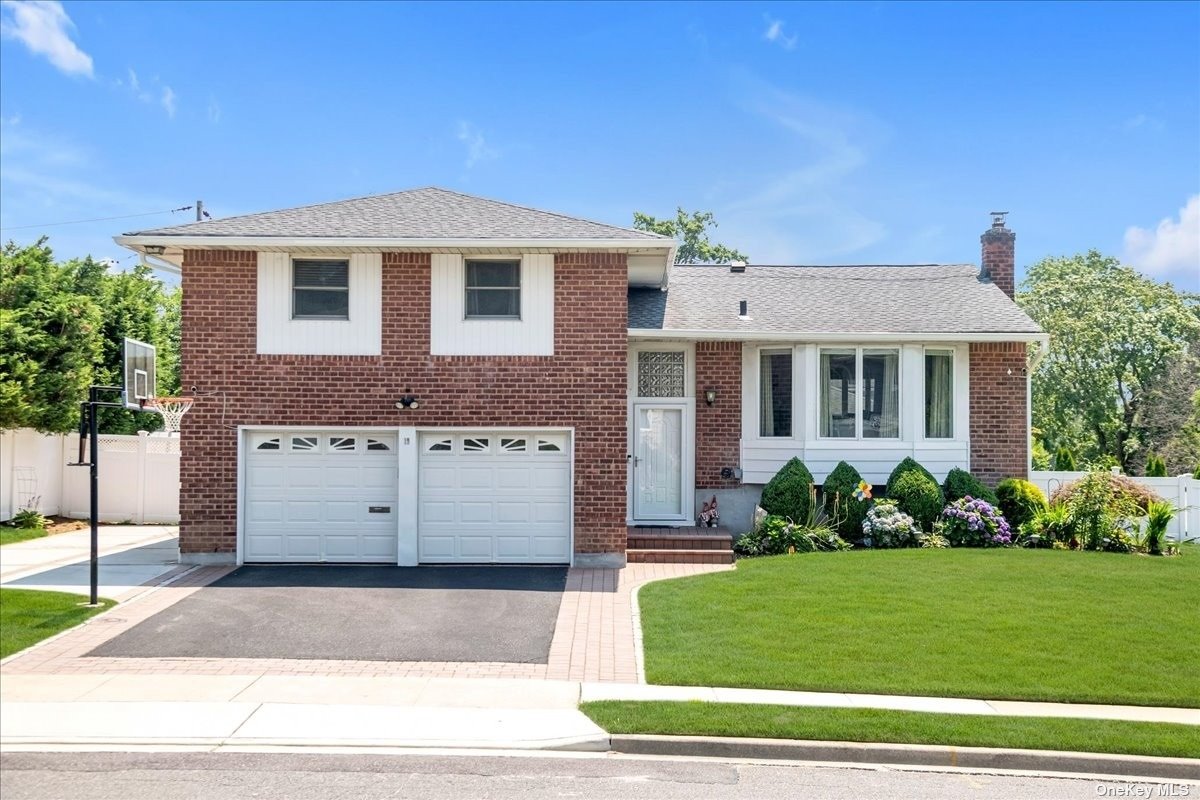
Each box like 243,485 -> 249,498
88,565 -> 567,663
0,751 -> 1174,800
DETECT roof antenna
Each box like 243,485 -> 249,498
196,200 -> 211,221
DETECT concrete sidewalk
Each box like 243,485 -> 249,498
0,672 -> 1195,753
0,525 -> 179,600
0,676 -> 606,750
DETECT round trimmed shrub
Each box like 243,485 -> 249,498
1049,472 -> 1161,514
887,470 -> 943,531
759,457 -> 814,523
995,478 -> 1048,529
942,467 -> 998,505
886,457 -> 937,492
822,460 -> 870,539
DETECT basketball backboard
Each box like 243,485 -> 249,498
122,338 -> 156,410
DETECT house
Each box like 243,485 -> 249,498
115,189 -> 1046,567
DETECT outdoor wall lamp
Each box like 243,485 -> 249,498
395,392 -> 420,410
704,388 -> 718,406
144,245 -> 166,256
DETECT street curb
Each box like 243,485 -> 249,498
609,735 -> 1200,781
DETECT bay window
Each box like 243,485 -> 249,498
820,347 -> 899,439
759,349 -> 793,437
925,349 -> 955,438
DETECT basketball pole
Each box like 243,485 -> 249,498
69,386 -> 124,606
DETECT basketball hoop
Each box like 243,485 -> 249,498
143,396 -> 194,435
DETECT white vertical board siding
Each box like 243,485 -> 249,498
430,253 -> 554,355
739,342 -> 971,485
256,252 -> 382,355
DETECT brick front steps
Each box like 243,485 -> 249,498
626,527 -> 735,564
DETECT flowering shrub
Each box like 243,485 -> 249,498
861,500 -> 920,548
734,515 -> 850,556
939,497 -> 1012,547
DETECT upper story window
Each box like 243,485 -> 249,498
292,259 -> 349,320
465,259 -> 520,319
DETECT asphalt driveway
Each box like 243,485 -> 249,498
89,565 -> 568,663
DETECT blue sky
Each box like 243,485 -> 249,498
2,0 -> 1198,289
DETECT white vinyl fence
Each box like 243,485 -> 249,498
0,428 -> 179,524
1029,470 -> 1199,542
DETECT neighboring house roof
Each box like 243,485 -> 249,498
124,187 -> 670,242
628,264 -> 1043,337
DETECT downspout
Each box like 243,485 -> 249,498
1027,335 -> 1050,473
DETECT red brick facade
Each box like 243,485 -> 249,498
178,250 -> 628,558
694,341 -> 741,489
969,341 -> 1029,485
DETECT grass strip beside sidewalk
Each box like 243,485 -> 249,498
0,527 -> 49,546
0,588 -> 115,659
581,701 -> 1200,760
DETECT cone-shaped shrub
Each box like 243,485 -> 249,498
823,461 -> 870,539
1054,447 -> 1077,471
1145,453 -> 1167,477
943,467 -> 998,505
888,470 -> 943,531
759,457 -> 814,523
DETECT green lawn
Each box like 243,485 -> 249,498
0,527 -> 48,546
0,588 -> 115,659
582,701 -> 1200,760
640,548 -> 1200,707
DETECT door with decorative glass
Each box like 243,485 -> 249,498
631,349 -> 689,521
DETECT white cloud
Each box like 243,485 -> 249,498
1123,195 -> 1200,279
160,86 -> 176,118
0,0 -> 93,77
763,16 -> 797,50
127,67 -> 152,102
1122,113 -> 1164,132
456,121 -> 497,168
716,73 -> 887,263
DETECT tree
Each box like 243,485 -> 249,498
633,208 -> 748,264
1131,351 -> 1200,476
0,240 -> 181,435
0,240 -> 103,432
1019,251 -> 1200,473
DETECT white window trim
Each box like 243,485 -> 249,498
464,257 -> 522,321
815,345 -> 902,442
922,346 -> 956,441
291,257 -> 351,321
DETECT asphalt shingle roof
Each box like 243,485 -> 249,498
629,264 -> 1042,335
127,187 -> 670,242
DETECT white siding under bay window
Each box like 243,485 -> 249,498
256,252 -> 382,355
430,253 -> 554,356
740,342 -> 972,486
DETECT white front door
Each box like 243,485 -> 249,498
633,404 -> 685,520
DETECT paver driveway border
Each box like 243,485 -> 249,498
0,562 -> 731,683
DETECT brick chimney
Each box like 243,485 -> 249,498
980,212 -> 1016,298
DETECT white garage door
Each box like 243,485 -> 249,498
244,431 -> 398,563
419,432 -> 571,564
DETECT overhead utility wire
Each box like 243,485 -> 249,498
0,205 -> 194,232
